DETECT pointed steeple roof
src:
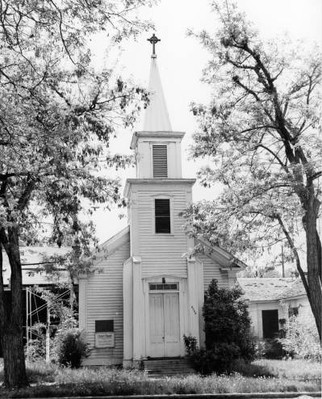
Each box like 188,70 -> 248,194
143,37 -> 172,132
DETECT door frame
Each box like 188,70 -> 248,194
143,275 -> 186,358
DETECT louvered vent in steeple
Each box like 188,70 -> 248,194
153,145 -> 168,178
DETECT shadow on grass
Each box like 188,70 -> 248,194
232,360 -> 277,378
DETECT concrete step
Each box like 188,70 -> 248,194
143,358 -> 195,377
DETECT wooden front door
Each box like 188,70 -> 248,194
149,292 -> 180,357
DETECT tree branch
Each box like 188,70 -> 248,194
256,143 -> 288,171
275,213 -> 309,294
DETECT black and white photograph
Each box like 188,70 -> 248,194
0,0 -> 321,395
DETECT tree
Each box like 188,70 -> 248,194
184,1 -> 322,340
204,280 -> 254,359
0,0 -> 153,388
188,280 -> 254,374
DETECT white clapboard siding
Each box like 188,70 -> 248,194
198,253 -> 230,291
85,233 -> 130,365
136,184 -> 190,277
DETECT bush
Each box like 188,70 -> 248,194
258,339 -> 285,360
25,323 -> 47,362
189,343 -> 241,375
278,315 -> 322,361
187,280 -> 255,375
183,334 -> 198,356
55,329 -> 89,368
204,280 -> 255,362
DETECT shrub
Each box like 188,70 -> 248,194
187,280 -> 255,375
278,315 -> 322,361
254,339 -> 285,360
55,329 -> 89,368
189,343 -> 241,375
203,280 -> 255,362
25,323 -> 47,362
183,334 -> 198,356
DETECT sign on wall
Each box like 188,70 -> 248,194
95,332 -> 115,348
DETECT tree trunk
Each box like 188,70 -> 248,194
0,228 -> 29,388
304,196 -> 322,342
1,324 -> 28,388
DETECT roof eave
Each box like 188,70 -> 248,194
130,131 -> 185,149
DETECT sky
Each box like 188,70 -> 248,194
91,0 -> 322,244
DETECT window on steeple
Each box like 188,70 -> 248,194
153,145 -> 168,178
155,199 -> 170,233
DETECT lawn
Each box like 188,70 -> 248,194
0,358 -> 321,398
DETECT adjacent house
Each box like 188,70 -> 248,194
78,39 -> 245,367
238,277 -> 312,340
1,246 -> 73,356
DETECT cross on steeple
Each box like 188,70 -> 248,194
147,33 -> 160,58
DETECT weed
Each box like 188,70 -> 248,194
0,358 -> 320,398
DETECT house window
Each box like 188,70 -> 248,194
149,283 -> 178,290
153,145 -> 168,178
262,310 -> 279,339
95,320 -> 114,333
155,199 -> 170,233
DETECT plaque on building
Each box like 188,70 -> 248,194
95,332 -> 115,348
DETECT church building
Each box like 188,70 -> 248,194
79,35 -> 244,366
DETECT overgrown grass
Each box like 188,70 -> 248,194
0,358 -> 320,398
253,359 -> 321,381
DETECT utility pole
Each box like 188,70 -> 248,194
46,302 -> 50,363
281,244 -> 285,277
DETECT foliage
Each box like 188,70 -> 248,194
278,316 -> 322,361
189,345 -> 241,375
183,0 -> 322,339
255,339 -> 285,360
25,288 -> 79,363
183,334 -> 198,356
189,280 -> 255,374
25,323 -> 47,362
0,359 -> 321,397
0,0 -> 154,388
204,280 -> 255,360
55,329 -> 89,369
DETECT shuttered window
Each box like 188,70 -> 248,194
155,199 -> 170,233
153,145 -> 168,178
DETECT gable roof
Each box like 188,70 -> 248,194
279,278 -> 306,299
238,277 -> 306,302
195,238 -> 246,269
92,226 -> 130,264
2,246 -> 71,286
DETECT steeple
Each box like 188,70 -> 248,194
143,34 -> 172,132
130,35 -> 185,179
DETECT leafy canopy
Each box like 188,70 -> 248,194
184,0 -> 321,267
0,0 -> 155,255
